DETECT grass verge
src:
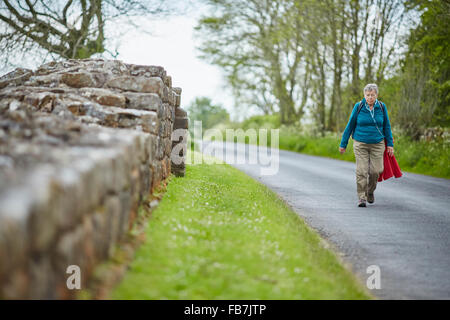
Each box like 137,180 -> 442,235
111,151 -> 372,299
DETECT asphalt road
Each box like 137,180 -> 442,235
199,140 -> 450,299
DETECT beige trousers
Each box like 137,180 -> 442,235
353,140 -> 385,201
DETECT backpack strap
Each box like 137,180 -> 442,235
356,100 -> 364,115
351,100 -> 363,138
379,101 -> 387,135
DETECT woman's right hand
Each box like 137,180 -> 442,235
339,147 -> 346,154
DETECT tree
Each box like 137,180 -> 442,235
344,0 -> 406,112
305,0 -> 346,134
393,0 -> 450,138
196,0 -> 408,131
186,97 -> 230,130
327,0 -> 346,133
195,0 -> 312,125
0,0 -> 181,66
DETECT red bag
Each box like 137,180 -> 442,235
378,138 -> 402,182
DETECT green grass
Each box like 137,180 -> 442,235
111,151 -> 371,299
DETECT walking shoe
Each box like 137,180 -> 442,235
367,193 -> 374,204
358,199 -> 366,207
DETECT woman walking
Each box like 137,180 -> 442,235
339,84 -> 394,207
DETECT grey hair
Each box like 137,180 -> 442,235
364,83 -> 378,95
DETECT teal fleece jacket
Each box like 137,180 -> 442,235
340,98 -> 394,148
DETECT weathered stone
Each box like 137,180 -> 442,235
172,87 -> 182,95
158,118 -> 165,137
0,87 -> 27,102
68,148 -> 107,215
164,75 -> 172,88
23,92 -> 57,110
156,135 -> 165,160
165,119 -> 172,137
168,104 -> 175,122
0,68 -> 34,89
139,111 -> 159,135
169,90 -> 177,107
25,73 -> 62,87
164,138 -> 172,157
175,107 -> 187,118
174,92 -> 180,107
80,88 -> 126,107
52,166 -> 87,231
61,72 -> 96,88
101,60 -> 129,76
123,92 -> 162,113
151,161 -> 162,190
90,72 -> 109,88
110,151 -> 130,193
64,100 -> 86,116
90,207 -> 109,260
82,103 -> 117,126
162,103 -> 174,122
34,61 -> 59,75
78,114 -> 101,125
0,188 -> 30,277
81,214 -> 96,273
137,133 -> 154,164
0,268 -> 29,299
28,256 -> 56,299
118,190 -> 132,241
127,64 -> 166,79
107,76 -> 166,96
174,117 -> 189,130
161,156 -> 168,179
26,164 -> 60,252
139,162 -> 151,199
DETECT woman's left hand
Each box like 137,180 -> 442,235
387,146 -> 394,157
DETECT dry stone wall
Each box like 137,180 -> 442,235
0,59 -> 188,299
